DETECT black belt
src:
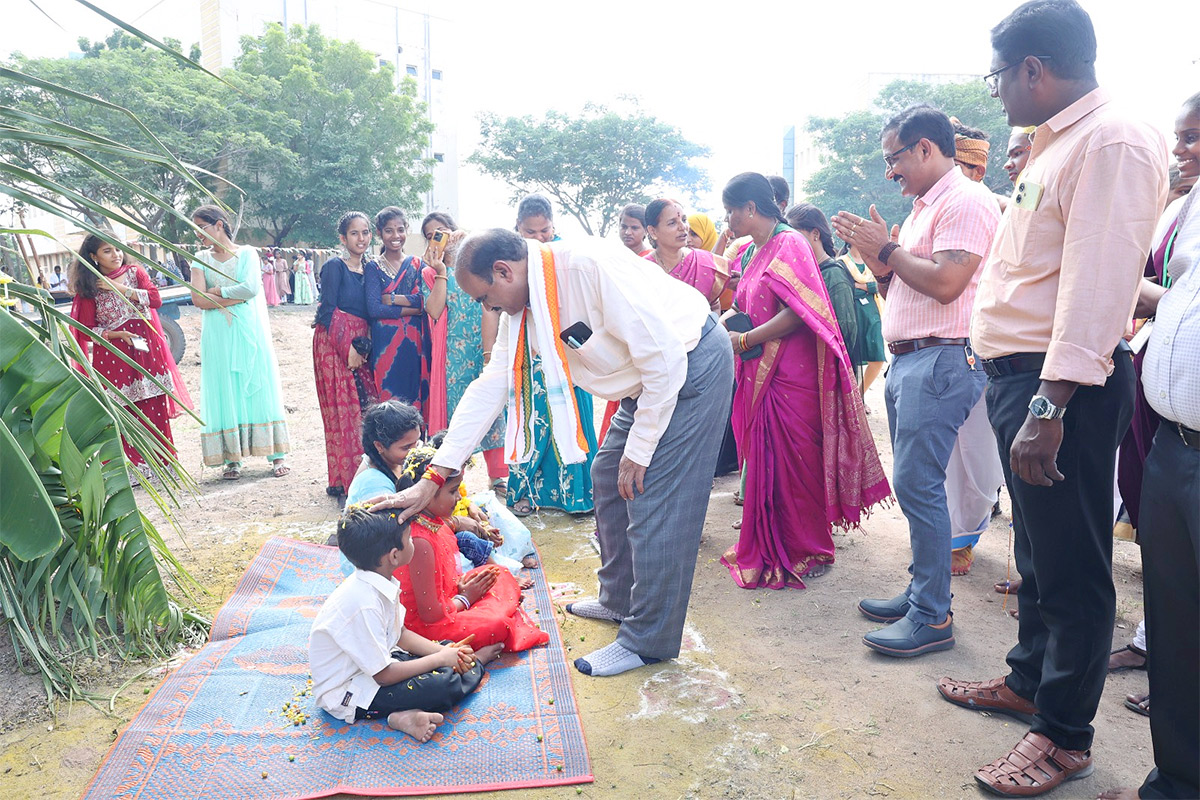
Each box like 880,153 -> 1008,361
981,352 -> 1046,377
1175,422 -> 1200,450
888,336 -> 969,356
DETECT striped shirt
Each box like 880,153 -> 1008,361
882,167 -> 1001,343
1144,191 -> 1200,430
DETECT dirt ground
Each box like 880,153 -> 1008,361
0,305 -> 1156,799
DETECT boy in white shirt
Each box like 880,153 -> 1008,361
309,508 -> 504,741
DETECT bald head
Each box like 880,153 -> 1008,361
453,228 -> 530,316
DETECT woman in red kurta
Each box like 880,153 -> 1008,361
69,234 -> 192,475
390,448 -> 548,653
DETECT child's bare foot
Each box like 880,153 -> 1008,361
387,710 -> 443,742
518,575 -> 535,589
522,555 -> 539,569
475,643 -> 504,666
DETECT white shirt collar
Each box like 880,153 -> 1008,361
354,569 -> 400,603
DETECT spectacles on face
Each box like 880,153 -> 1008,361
883,141 -> 918,169
983,56 -> 1052,93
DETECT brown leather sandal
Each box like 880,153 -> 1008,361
937,676 -> 1038,723
974,732 -> 1093,797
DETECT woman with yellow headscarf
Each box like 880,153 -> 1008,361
686,212 -> 720,252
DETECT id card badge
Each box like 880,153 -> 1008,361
1012,180 -> 1044,211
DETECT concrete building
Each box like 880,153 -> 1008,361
197,0 -> 458,220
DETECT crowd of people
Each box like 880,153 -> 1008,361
53,0 -> 1196,796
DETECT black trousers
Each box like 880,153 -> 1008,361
1138,428 -> 1200,799
355,648 -> 484,720
986,350 -> 1134,752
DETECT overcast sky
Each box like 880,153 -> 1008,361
5,0 -> 1197,234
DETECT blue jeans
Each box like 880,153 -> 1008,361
884,345 -> 984,624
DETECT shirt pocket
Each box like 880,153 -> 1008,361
572,330 -> 626,375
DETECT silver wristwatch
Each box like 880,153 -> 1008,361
1028,395 -> 1066,420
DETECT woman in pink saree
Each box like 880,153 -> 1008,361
643,198 -> 730,310
719,173 -> 890,589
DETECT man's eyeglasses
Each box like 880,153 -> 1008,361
883,141 -> 918,169
983,56 -> 1052,93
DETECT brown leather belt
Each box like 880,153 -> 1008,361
1176,422 -> 1200,451
981,352 -> 1046,378
887,336 -> 970,356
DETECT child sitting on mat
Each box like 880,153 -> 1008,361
309,507 -> 503,741
391,446 -> 550,653
346,401 -> 527,577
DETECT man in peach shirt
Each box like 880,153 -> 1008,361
935,1 -> 1169,796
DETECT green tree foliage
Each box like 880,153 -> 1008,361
1,37 -> 267,242
469,104 -> 709,236
0,7 -> 216,705
226,24 -> 434,245
3,22 -> 433,248
804,79 -> 1011,232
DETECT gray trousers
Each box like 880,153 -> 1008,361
593,316 -> 734,660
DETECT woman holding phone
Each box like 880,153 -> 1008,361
719,173 -> 889,590
419,211 -> 510,494
69,234 -> 192,478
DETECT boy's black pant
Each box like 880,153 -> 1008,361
355,648 -> 485,719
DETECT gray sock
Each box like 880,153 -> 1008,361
574,642 -> 660,677
565,599 -> 623,623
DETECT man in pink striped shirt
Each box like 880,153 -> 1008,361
832,104 -> 1000,658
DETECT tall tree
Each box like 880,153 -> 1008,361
1,36 -> 268,238
804,79 -> 1012,229
225,24 -> 434,246
469,104 -> 709,236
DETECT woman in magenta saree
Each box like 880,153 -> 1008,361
643,198 -> 730,310
719,173 -> 890,590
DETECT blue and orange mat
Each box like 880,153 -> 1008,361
83,537 -> 592,799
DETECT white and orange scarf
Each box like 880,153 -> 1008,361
504,241 -> 590,465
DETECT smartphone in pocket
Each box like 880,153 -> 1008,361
559,321 -> 593,349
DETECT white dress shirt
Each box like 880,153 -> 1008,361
1144,192 -> 1200,430
434,237 -> 711,469
309,570 -> 405,723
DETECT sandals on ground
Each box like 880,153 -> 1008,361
272,459 -> 291,478
1108,644 -> 1148,673
510,498 -> 534,518
1124,692 -> 1150,717
222,463 -> 242,480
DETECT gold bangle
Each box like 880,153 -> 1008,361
434,274 -> 448,282
740,333 -> 750,352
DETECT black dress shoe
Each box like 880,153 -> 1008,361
857,593 -> 911,623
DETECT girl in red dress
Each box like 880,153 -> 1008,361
69,235 -> 191,477
390,447 -> 548,653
